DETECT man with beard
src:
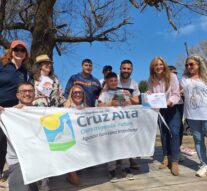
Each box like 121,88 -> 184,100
117,60 -> 140,170
118,60 -> 140,105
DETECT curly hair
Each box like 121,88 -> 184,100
184,55 -> 207,83
0,48 -> 29,66
64,85 -> 87,108
149,56 -> 171,91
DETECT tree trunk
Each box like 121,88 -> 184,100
30,0 -> 56,63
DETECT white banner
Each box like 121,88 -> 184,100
0,105 -> 158,184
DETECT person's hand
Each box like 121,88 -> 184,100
123,90 -> 132,98
14,103 -> 25,109
167,100 -> 173,107
76,105 -> 85,110
0,106 -> 4,113
180,89 -> 184,97
145,90 -> 152,94
120,100 -> 128,107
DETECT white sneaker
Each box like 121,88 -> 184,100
196,165 -> 207,177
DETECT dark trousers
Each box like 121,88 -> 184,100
159,106 -> 181,162
0,100 -> 18,174
0,128 -> 7,174
177,104 -> 184,146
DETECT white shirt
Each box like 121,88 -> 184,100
181,76 -> 207,120
117,76 -> 140,97
37,75 -> 54,97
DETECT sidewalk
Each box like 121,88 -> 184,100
2,136 -> 207,191
49,146 -> 207,191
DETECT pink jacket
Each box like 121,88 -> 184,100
148,73 -> 181,106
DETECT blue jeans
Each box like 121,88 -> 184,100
159,106 -> 181,162
187,119 -> 207,166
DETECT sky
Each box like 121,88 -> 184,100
53,7 -> 207,89
1,5 -> 206,90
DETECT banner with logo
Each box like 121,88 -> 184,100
0,105 -> 158,184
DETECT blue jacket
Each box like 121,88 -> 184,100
64,72 -> 101,107
0,61 -> 27,106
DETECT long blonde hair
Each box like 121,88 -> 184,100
184,55 -> 207,83
149,56 -> 171,91
64,85 -> 87,107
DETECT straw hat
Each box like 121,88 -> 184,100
35,54 -> 53,64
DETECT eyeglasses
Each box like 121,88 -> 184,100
72,91 -> 83,96
185,62 -> 197,68
13,47 -> 27,53
18,89 -> 35,94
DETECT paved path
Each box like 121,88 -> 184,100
1,137 -> 207,191
49,146 -> 207,191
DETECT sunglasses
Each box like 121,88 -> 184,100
13,47 -> 27,53
72,91 -> 83,96
185,62 -> 197,68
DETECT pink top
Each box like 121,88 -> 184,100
148,73 -> 181,105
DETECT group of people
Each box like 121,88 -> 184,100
0,39 -> 207,190
148,56 -> 207,178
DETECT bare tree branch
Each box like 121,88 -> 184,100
0,0 -> 207,58
0,0 -> 11,48
95,0 -> 115,11
56,18 -> 132,43
3,22 -> 32,31
55,35 -> 108,43
163,1 -> 177,31
129,0 -> 140,9
88,0 -> 102,27
19,2 -> 36,24
96,19 -> 132,38
0,35 -> 10,49
0,0 -> 7,32
168,0 -> 207,15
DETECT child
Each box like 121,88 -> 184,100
98,72 -> 133,182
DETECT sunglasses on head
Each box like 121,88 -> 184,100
72,91 -> 83,96
13,47 -> 27,53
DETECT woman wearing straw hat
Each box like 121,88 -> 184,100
31,54 -> 65,107
31,54 -> 65,191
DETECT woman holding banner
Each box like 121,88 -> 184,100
0,40 -> 28,185
147,57 -> 181,176
64,85 -> 87,185
180,55 -> 207,177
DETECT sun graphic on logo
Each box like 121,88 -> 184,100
41,113 -> 63,130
